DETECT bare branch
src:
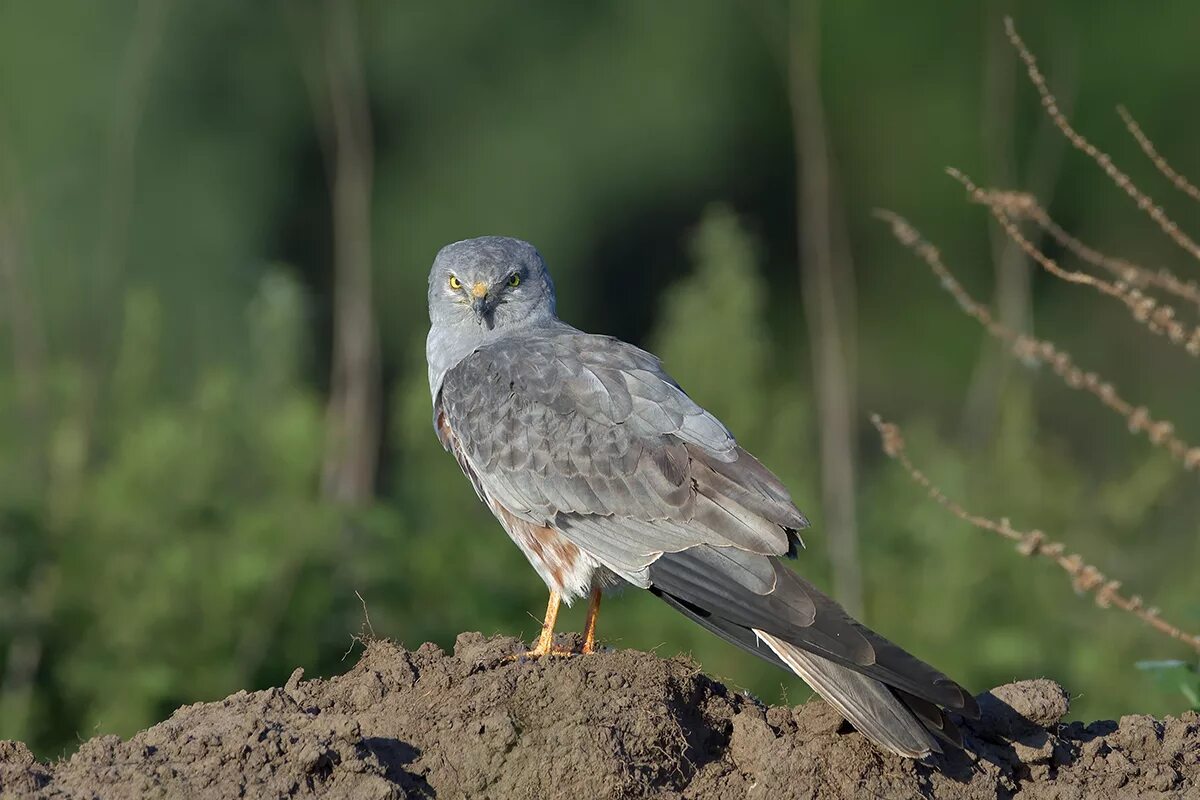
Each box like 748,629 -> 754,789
788,0 -> 863,616
984,189 -> 1200,309
871,415 -> 1200,655
876,209 -> 1200,472
318,0 -> 382,506
962,9 -> 1073,443
951,169 -> 1200,357
1005,17 -> 1200,265
285,0 -> 383,505
1118,105 -> 1200,204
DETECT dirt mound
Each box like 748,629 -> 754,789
2,634 -> 1197,799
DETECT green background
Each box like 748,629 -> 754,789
2,1 -> 1198,757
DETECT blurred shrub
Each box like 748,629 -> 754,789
1,273 -> 336,749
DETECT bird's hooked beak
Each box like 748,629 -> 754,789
470,281 -> 493,327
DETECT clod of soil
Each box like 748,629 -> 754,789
2,633 -> 1197,799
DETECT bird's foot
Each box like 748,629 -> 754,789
525,643 -> 577,658
506,638 -> 577,661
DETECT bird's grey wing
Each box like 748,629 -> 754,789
438,329 -> 976,754
438,330 -> 807,576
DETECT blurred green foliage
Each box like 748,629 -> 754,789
1137,661 -> 1200,712
2,1 -> 1199,757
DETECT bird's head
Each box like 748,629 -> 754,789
427,236 -> 556,332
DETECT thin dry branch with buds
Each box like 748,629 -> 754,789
980,188 -> 1200,310
871,414 -> 1200,655
1005,17 -> 1200,265
950,168 -> 1200,357
874,209 -> 1200,472
1118,105 -> 1200,204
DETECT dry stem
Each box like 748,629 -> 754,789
788,0 -> 864,617
980,188 -> 1200,309
1118,105 -> 1200,204
875,209 -> 1200,472
871,414 -> 1200,655
1005,17 -> 1200,265
950,169 -> 1200,357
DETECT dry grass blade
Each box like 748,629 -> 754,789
1005,17 -> 1200,265
871,414 -> 1200,655
950,168 -> 1200,357
875,209 -> 1200,472
983,189 -> 1200,309
1118,105 -> 1200,203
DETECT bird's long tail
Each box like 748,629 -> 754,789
753,630 -> 951,758
651,581 -> 973,759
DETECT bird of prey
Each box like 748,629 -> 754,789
426,236 -> 978,758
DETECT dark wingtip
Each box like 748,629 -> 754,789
896,687 -> 966,751
931,714 -> 963,750
933,679 -> 981,719
958,687 -> 982,719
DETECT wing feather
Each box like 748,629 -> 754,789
439,330 -> 796,548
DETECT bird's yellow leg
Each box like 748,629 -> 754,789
581,586 -> 602,655
524,590 -> 572,657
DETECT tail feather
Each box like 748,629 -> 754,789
893,687 -> 964,749
644,547 -> 978,758
652,585 -> 973,757
754,630 -> 943,758
648,548 -> 979,717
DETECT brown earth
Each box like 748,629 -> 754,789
1,633 -> 1197,799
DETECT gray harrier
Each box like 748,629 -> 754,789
426,236 -> 978,758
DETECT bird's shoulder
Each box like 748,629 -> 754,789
440,326 -> 736,458
446,327 -> 661,385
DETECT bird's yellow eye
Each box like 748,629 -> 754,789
449,275 -> 462,290
507,273 -> 521,287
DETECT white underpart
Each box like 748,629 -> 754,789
504,517 -> 606,604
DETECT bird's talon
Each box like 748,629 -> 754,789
506,644 -> 576,661
533,646 -> 577,658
